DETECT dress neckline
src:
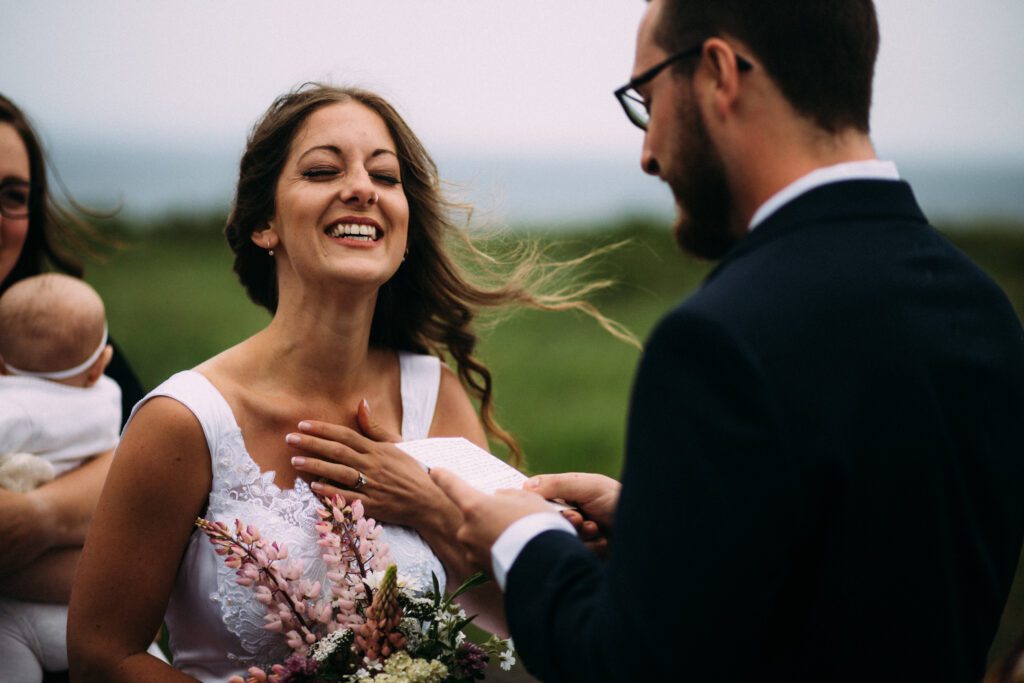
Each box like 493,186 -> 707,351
184,356 -> 405,494
186,369 -> 311,494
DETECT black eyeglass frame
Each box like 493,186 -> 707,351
0,179 -> 32,220
614,39 -> 753,131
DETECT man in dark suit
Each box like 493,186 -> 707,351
431,1 -> 1024,680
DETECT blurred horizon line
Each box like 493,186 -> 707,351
44,141 -> 1024,228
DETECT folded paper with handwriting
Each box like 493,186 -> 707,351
396,437 -> 570,510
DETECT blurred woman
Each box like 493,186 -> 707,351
0,93 -> 145,681
68,84 -> 622,681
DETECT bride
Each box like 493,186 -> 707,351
67,84 -> 609,681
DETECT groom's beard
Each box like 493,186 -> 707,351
667,95 -> 739,260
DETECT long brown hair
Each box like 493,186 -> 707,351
225,83 -> 633,463
0,94 -> 106,293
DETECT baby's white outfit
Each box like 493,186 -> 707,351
0,374 -> 121,476
128,352 -> 446,682
0,374 -> 122,681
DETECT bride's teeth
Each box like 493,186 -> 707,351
326,223 -> 381,240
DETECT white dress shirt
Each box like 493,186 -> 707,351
490,158 -> 902,590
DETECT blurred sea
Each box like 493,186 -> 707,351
48,142 -> 1024,228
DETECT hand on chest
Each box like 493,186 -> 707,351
231,389 -> 403,489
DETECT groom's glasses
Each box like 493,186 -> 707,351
614,40 -> 753,131
0,180 -> 31,219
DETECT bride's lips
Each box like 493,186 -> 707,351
323,216 -> 383,246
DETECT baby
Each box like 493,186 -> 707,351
0,273 -> 121,681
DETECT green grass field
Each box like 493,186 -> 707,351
84,215 -> 1024,478
84,215 -> 1024,666
85,215 -> 717,476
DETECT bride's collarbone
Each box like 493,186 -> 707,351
231,389 -> 402,468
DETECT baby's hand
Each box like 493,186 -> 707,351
0,453 -> 56,493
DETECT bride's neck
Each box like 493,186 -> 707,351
250,294 -> 380,395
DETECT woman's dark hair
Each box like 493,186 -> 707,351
652,0 -> 879,133
0,94 -> 105,294
226,84 -> 633,463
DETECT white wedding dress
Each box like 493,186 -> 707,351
127,353 -> 446,682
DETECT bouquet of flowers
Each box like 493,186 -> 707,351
196,493 -> 515,683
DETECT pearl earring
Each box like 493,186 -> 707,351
267,240 -> 274,257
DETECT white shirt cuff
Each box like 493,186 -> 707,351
491,511 -> 576,591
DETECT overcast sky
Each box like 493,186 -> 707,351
2,1 -> 1022,224
3,0 -> 1022,163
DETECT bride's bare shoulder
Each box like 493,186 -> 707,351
429,363 -> 488,449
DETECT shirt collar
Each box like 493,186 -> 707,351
748,159 -> 900,231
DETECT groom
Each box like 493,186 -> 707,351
431,0 -> 1024,681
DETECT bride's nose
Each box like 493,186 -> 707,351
339,171 -> 377,207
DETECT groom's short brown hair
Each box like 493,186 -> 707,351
651,0 -> 879,134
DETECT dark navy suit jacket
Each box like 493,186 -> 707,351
505,180 -> 1024,682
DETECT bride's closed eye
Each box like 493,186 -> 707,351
302,167 -> 338,179
370,172 -> 401,186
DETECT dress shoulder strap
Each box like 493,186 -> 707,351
398,352 -> 442,441
123,370 -> 238,456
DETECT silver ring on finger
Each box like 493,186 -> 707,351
353,471 -> 368,490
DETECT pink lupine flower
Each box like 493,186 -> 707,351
254,586 -> 273,605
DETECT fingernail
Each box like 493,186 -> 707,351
361,398 -> 370,413
285,433 -> 301,445
291,456 -> 306,467
310,481 -> 324,492
297,421 -> 312,431
523,477 -> 540,489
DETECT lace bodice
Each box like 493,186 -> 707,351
128,354 -> 445,682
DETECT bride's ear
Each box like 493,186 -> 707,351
251,223 -> 279,253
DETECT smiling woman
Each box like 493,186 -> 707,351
259,101 -> 411,300
67,83 -> 629,682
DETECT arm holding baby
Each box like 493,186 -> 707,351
0,274 -> 121,583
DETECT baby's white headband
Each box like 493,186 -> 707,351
4,325 -> 109,380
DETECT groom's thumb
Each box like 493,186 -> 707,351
525,472 -> 597,503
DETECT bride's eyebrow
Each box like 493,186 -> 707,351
297,144 -> 342,162
296,146 -> 398,163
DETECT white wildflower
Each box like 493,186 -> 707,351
500,647 -> 516,672
308,627 -> 352,663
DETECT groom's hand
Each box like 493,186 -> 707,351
524,472 -> 620,529
523,472 -> 620,559
430,468 -> 552,573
